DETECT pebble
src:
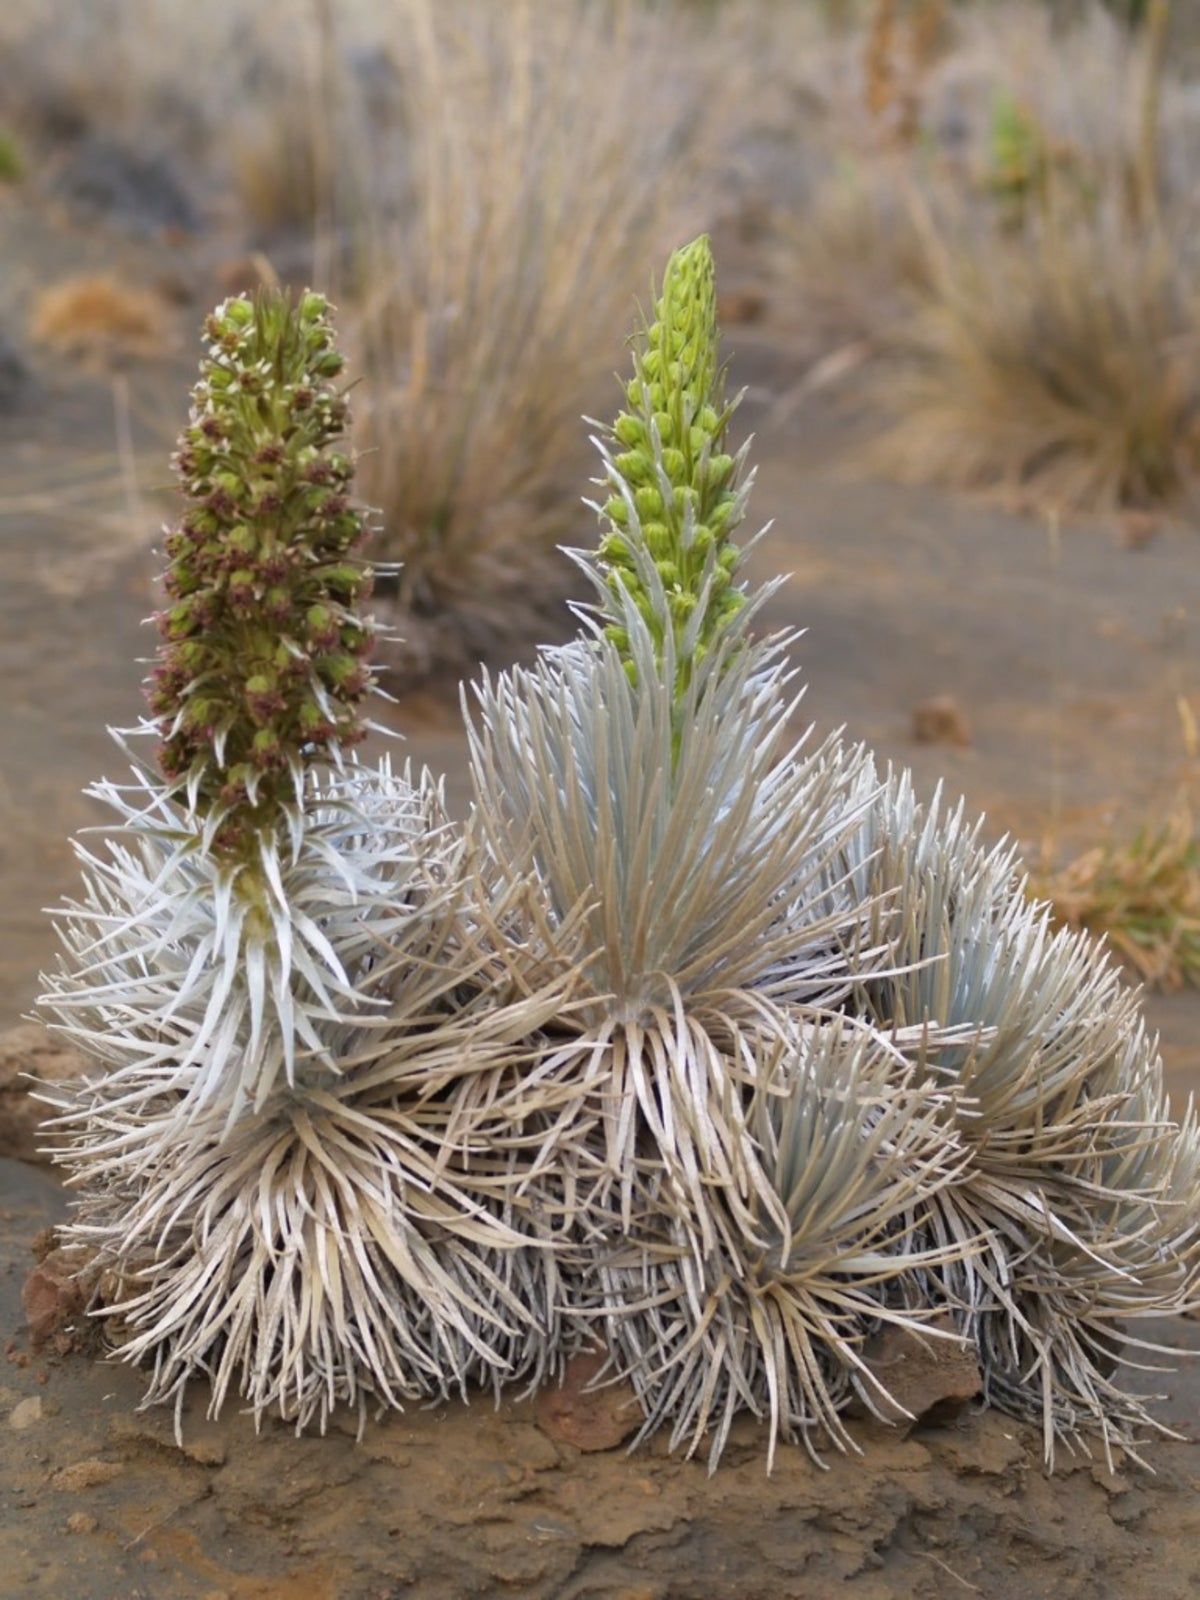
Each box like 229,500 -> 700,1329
51,1459 -> 124,1491
10,1396 -> 43,1431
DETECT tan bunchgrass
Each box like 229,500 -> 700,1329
343,0 -> 728,679
866,193 -> 1200,512
31,275 -> 172,363
773,156 -> 934,347
1038,797 -> 1200,991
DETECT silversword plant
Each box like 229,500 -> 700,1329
39,291 -> 580,1431
469,235 -> 1200,1469
37,251 -> 1200,1469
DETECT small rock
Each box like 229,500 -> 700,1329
52,1458 -> 124,1491
30,1228 -> 59,1263
1118,511 -> 1160,551
184,1435 -> 227,1468
859,1317 -> 981,1433
717,285 -> 767,326
10,1395 -> 43,1431
535,1350 -> 640,1453
65,1511 -> 98,1535
912,695 -> 971,747
22,1249 -> 88,1348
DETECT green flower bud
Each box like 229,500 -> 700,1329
706,454 -> 734,489
603,494 -> 629,528
635,485 -> 663,520
644,522 -> 672,559
323,563 -> 363,597
615,451 -> 651,486
600,533 -> 632,564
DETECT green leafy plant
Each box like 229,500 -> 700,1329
0,127 -> 24,183
1039,796 -> 1200,991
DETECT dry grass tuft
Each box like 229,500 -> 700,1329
31,275 -> 171,363
772,0 -> 1200,513
868,197 -> 1200,512
1039,797 -> 1200,990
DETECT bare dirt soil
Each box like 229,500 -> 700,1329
3,186 -> 1200,1600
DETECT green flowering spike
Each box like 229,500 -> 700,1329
148,289 -> 376,853
595,235 -> 748,695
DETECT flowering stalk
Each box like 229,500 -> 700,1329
592,235 -> 753,696
42,290 -> 398,1125
150,289 -> 376,857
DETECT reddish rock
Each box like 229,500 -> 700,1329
717,285 -> 767,326
1118,511 -> 1161,551
859,1316 -> 982,1433
22,1249 -> 88,1348
0,1023 -> 88,1165
912,694 -> 972,747
535,1350 -> 641,1453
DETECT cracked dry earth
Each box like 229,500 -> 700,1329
3,1158 -> 1200,1600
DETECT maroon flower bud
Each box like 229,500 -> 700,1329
260,553 -> 291,583
204,487 -> 237,520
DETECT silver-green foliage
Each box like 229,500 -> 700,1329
465,233 -> 1200,1473
38,248 -> 1200,1473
